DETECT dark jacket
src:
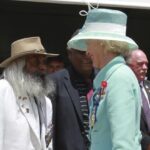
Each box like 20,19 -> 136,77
49,67 -> 93,150
141,80 -> 150,150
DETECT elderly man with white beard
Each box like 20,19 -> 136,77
0,36 -> 58,150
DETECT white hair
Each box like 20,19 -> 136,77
3,58 -> 56,99
88,40 -> 130,57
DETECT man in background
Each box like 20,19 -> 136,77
47,55 -> 65,73
48,45 -> 94,150
126,49 -> 150,150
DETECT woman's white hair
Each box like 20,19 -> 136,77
3,57 -> 56,99
103,40 -> 130,56
89,40 -> 130,57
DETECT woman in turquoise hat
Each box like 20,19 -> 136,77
68,8 -> 142,150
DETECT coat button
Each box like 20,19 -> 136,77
23,97 -> 27,100
21,104 -> 24,108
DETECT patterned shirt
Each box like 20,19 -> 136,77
69,66 -> 94,138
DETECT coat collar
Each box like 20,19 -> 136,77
94,56 -> 125,89
143,80 -> 150,102
63,69 -> 83,123
17,95 -> 46,147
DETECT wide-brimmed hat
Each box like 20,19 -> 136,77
67,8 -> 138,51
0,36 -> 59,67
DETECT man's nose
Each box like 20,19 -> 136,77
143,64 -> 148,69
86,51 -> 91,58
143,63 -> 148,70
39,64 -> 47,71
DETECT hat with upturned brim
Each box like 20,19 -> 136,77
67,8 -> 138,51
0,36 -> 59,68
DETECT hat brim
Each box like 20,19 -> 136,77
0,50 -> 59,68
67,32 -> 138,51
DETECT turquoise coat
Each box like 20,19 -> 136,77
89,56 -> 142,150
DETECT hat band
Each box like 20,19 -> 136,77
82,22 -> 126,35
11,49 -> 45,57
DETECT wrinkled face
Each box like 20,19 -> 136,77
25,54 -> 47,76
47,61 -> 64,73
128,51 -> 148,82
68,49 -> 93,74
87,40 -> 104,68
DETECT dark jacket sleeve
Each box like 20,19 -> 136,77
141,80 -> 150,150
141,134 -> 150,150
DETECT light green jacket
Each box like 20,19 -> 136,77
89,56 -> 142,150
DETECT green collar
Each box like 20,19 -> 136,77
94,56 -> 126,89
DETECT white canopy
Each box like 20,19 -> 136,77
14,0 -> 150,9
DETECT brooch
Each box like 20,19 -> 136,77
100,80 -> 107,96
90,80 -> 108,128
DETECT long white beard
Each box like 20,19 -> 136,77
4,58 -> 55,99
22,73 -> 46,97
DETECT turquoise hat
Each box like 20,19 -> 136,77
67,8 -> 138,51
